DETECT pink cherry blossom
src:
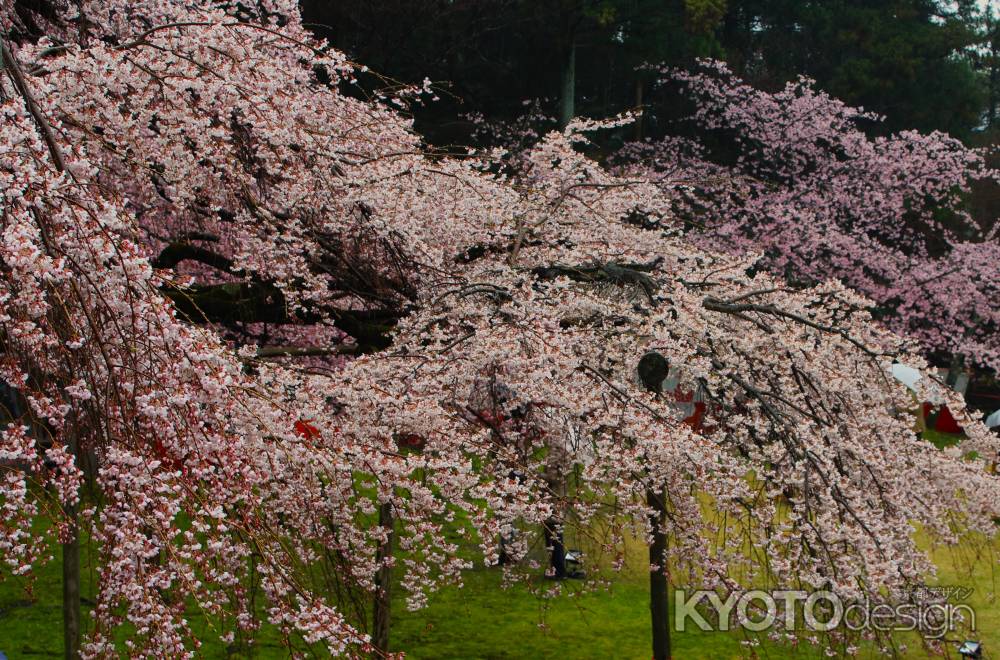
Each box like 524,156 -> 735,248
617,60 -> 1000,371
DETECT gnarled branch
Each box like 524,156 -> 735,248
162,281 -> 399,351
532,258 -> 663,302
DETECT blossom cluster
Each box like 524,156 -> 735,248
617,60 -> 1000,370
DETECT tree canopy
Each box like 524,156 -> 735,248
0,1 -> 998,658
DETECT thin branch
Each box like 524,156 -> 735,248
702,296 -> 881,357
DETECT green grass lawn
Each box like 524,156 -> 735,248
387,535 -> 999,660
922,429 -> 964,450
390,567 -> 752,659
1,430 -> 997,658
0,553 -> 828,659
3,527 -> 994,659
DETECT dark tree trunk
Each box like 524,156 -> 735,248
63,433 -> 81,660
647,488 -> 671,660
372,501 -> 395,655
990,15 -> 999,129
161,283 -> 398,351
559,41 -> 576,128
0,43 -> 81,655
634,78 -> 644,141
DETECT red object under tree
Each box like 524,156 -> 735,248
934,405 -> 963,434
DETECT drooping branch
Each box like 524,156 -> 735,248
702,296 -> 882,357
329,308 -> 400,351
254,345 -> 358,359
164,282 -> 292,325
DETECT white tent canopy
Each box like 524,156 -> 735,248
986,409 -> 1000,429
891,363 -> 923,392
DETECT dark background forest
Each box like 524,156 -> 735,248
304,0 -> 1000,144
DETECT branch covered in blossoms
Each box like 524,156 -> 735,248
616,59 -> 1000,371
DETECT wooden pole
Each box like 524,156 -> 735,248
559,41 -> 576,128
60,423 -> 81,660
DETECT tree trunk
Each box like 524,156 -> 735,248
63,432 -> 81,660
2,41 -> 82,655
63,509 -> 80,659
634,77 -> 644,142
559,41 -> 576,128
647,488 -> 671,660
990,62 -> 997,130
990,14 -> 999,129
543,465 -> 568,578
372,501 -> 394,656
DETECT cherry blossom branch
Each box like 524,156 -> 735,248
532,260 -> 663,302
702,295 -> 883,357
0,37 -> 66,172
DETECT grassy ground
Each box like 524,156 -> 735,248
923,429 -> 964,450
0,542 -> 288,658
389,567 -> 760,659
3,525 -> 994,659
1,430 -> 996,658
388,429 -> 999,658
388,534 -> 999,659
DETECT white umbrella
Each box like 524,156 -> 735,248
891,363 -> 922,392
986,409 -> 1000,429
